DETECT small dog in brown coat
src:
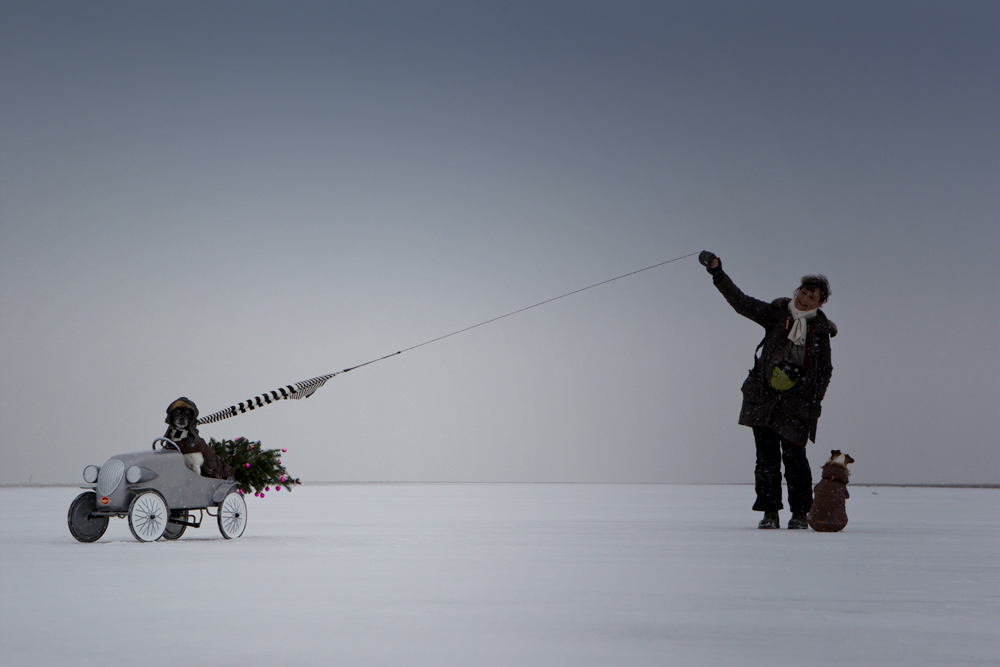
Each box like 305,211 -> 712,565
807,450 -> 854,532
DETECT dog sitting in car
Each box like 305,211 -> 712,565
807,450 -> 854,532
164,397 -> 234,480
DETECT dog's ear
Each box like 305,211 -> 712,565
844,453 -> 855,465
830,449 -> 841,459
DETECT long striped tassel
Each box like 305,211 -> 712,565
197,373 -> 338,426
195,351 -> 401,427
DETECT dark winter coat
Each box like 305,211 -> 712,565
713,269 -> 836,445
807,461 -> 851,532
164,397 -> 234,480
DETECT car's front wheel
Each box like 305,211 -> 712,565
128,490 -> 168,542
67,492 -> 109,543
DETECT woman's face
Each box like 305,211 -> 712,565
794,287 -> 824,311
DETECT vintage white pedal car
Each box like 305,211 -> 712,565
68,438 -> 247,542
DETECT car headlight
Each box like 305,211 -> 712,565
126,466 -> 159,484
83,465 -> 100,484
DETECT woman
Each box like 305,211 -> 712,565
702,252 -> 836,529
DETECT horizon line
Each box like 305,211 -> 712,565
3,481 -> 998,490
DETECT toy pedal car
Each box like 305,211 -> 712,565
68,438 -> 247,542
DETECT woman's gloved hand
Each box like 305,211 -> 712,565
699,251 -> 722,276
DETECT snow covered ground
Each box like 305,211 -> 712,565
1,484 -> 996,666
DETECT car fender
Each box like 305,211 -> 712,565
213,481 -> 240,504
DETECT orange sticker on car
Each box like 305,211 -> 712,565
100,497 -> 110,505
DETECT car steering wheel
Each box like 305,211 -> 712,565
152,438 -> 181,452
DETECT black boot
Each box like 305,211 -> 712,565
758,511 -> 780,529
788,513 -> 809,530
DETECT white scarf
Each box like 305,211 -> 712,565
787,301 -> 817,346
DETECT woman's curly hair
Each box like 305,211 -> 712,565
798,274 -> 831,303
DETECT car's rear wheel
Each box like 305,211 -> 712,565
162,510 -> 189,540
67,492 -> 109,543
217,490 -> 247,539
128,490 -> 168,542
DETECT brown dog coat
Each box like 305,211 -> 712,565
807,451 -> 853,532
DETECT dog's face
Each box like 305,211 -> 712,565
829,449 -> 855,466
169,408 -> 194,430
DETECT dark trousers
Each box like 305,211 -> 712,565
752,426 -> 813,515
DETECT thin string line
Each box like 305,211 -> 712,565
398,251 -> 700,355
197,250 -> 699,425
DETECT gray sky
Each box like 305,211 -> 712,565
2,1 -> 997,486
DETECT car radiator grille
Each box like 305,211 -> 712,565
97,459 -> 125,496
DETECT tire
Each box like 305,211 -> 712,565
162,510 -> 189,540
128,490 -> 169,542
217,490 -> 247,539
67,492 -> 109,543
